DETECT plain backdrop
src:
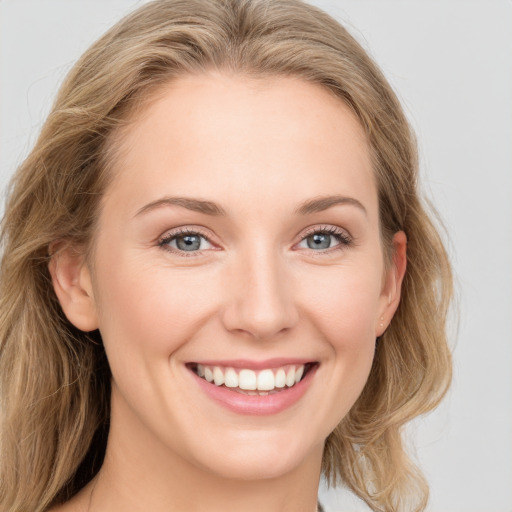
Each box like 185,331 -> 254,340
1,1 -> 511,511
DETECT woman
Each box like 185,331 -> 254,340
0,1 -> 452,511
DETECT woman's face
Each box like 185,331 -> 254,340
78,73 -> 405,480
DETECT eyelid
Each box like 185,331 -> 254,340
158,226 -> 219,256
293,224 -> 353,252
301,224 -> 351,238
156,224 -> 353,256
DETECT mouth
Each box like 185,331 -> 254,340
186,362 -> 317,396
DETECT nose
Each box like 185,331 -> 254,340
220,247 -> 299,340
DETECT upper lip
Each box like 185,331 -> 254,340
187,358 -> 316,370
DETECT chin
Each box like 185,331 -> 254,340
184,427 -> 323,481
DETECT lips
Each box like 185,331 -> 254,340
187,361 -> 318,414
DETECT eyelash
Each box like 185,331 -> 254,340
158,225 -> 353,256
158,227 -> 214,257
298,225 -> 353,253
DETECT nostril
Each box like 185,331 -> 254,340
219,260 -> 299,339
221,300 -> 299,340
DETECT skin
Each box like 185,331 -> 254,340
50,73 -> 406,512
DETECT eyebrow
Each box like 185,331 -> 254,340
295,195 -> 367,216
135,194 -> 366,218
135,196 -> 227,217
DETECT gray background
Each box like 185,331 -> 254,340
1,1 -> 511,511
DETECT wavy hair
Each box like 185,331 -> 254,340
0,1 -> 452,510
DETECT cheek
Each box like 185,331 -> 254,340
93,254 -> 221,357
310,266 -> 381,391
91,257 -> 223,423
306,264 -> 383,346
285,264 -> 383,436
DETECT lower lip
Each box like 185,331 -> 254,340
190,366 -> 317,416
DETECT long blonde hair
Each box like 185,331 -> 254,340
0,1 -> 452,510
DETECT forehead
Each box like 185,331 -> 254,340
103,72 -> 376,218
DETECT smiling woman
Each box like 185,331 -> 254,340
0,1 -> 452,512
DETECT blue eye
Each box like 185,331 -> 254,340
297,228 -> 351,251
159,226 -> 350,255
160,230 -> 213,253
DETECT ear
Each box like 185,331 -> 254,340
48,242 -> 99,332
376,231 -> 407,337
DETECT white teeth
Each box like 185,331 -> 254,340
285,367 -> 296,387
257,369 -> 275,391
195,364 -> 308,391
204,367 -> 214,383
274,368 -> 286,388
239,369 -> 257,390
224,367 -> 238,388
213,366 -> 224,386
